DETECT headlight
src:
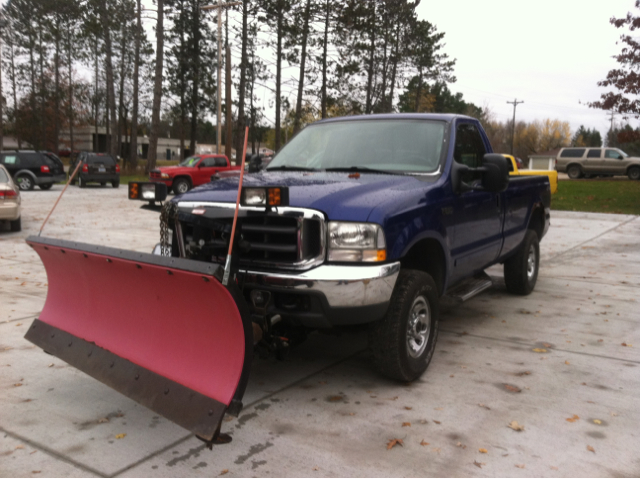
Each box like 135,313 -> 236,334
327,222 -> 386,262
241,186 -> 289,206
160,173 -> 170,179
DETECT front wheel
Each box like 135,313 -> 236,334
504,229 -> 539,295
173,178 -> 190,195
10,216 -> 21,232
39,183 -> 53,190
369,270 -> 440,382
567,165 -> 582,180
628,166 -> 640,181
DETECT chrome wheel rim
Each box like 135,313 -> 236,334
527,244 -> 536,281
406,295 -> 431,359
19,179 -> 31,190
176,182 -> 188,193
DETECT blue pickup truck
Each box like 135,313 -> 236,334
25,113 -> 551,444
166,113 -> 551,382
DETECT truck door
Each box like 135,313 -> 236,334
585,148 -> 602,174
603,149 -> 627,175
449,122 -> 503,283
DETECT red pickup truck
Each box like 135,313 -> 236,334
149,154 -> 240,194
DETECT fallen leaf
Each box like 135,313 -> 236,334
542,343 -> 552,348
621,342 -> 633,347
456,442 -> 467,449
32,471 -> 41,474
48,363 -> 54,368
479,448 -> 488,453
507,421 -> 525,431
115,433 -> 126,439
516,371 -> 531,376
449,374 -> 455,378
433,420 -> 441,424
504,384 -> 521,393
434,407 -> 443,411
587,445 -> 595,453
597,339 -> 603,342
20,282 -> 26,286
566,415 -> 580,423
220,469 -> 229,475
387,396 -> 399,401
97,418 -> 109,424
532,348 -> 547,353
404,406 -> 412,410
610,412 -> 618,417
13,383 -> 23,387
473,461 -> 484,468
312,467 -> 319,471
420,440 -> 429,446
565,361 -> 570,365
15,445 -> 24,450
16,323 -> 22,326
593,419 -> 602,425
387,438 -> 404,450
432,447 -> 441,453
402,422 -> 411,427
419,419 -> 428,424
515,464 -> 525,469
478,403 -> 491,410
328,395 -> 343,402
550,466 -> 559,470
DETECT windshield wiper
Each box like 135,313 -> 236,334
266,165 -> 319,172
324,166 -> 402,175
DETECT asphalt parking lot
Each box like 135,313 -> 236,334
1,185 -> 639,477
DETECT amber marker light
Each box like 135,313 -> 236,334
268,188 -> 281,206
129,182 -> 139,199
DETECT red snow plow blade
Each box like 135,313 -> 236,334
24,235 -> 252,441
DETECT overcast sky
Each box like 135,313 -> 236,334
415,0 -> 639,136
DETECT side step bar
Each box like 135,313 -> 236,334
442,272 -> 493,305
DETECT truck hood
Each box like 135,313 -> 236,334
174,171 -> 437,221
154,166 -> 194,176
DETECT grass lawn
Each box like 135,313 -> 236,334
553,179 -> 640,215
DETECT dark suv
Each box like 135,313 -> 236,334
70,153 -> 120,188
0,150 -> 66,191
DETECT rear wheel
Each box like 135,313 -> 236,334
567,165 -> 582,180
112,180 -> 119,188
173,178 -> 190,195
369,270 -> 439,382
16,174 -> 34,191
39,183 -> 53,190
100,182 -> 106,186
504,229 -> 539,296
79,176 -> 86,188
10,216 -> 21,232
628,166 -> 640,181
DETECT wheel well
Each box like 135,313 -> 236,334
566,163 -> 582,171
174,175 -> 192,186
627,165 -> 640,173
529,206 -> 545,240
400,238 -> 446,296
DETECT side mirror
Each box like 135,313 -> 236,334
451,154 -> 509,194
480,154 -> 509,192
197,162 -> 204,168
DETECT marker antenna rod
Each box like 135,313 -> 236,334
223,126 -> 249,285
39,160 -> 84,236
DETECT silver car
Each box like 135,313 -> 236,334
556,147 -> 640,180
0,164 -> 21,231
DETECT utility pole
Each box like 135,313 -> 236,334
202,0 -> 240,155
507,98 -> 524,155
0,16 -> 8,153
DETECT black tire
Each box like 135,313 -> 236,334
39,183 -> 53,190
628,166 -> 640,181
567,165 -> 582,180
10,216 -> 21,232
173,178 -> 190,195
16,174 -> 34,191
504,229 -> 539,296
100,182 -> 106,186
369,270 -> 440,382
112,180 -> 119,188
79,176 -> 86,188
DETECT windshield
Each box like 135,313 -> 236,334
0,168 -> 8,182
267,119 -> 446,174
179,156 -> 201,167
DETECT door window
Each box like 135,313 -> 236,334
1,155 -> 19,166
454,123 -> 487,182
605,149 -> 623,160
587,149 -> 601,158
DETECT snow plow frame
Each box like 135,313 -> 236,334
24,235 -> 253,442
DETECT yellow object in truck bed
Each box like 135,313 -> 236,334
504,154 -> 558,194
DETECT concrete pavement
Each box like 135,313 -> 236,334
1,185 -> 639,477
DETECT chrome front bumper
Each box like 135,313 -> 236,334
241,262 -> 401,308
